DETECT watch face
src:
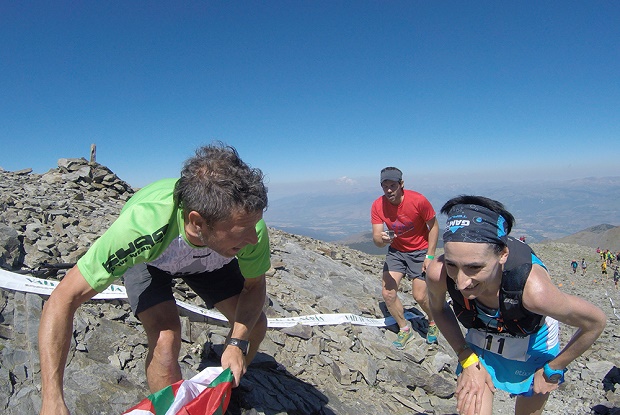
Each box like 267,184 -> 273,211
544,364 -> 563,383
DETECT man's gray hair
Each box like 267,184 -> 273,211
174,143 -> 268,225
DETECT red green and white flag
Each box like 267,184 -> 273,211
123,367 -> 233,415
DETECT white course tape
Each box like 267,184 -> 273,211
0,268 -> 420,328
179,299 -> 420,328
0,268 -> 127,299
609,296 -> 620,320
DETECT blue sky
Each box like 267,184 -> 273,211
1,1 -> 618,197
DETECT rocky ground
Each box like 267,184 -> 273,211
1,159 -> 619,414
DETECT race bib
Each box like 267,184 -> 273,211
466,329 -> 529,362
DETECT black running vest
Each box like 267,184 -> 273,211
446,236 -> 544,337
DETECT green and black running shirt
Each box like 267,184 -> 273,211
77,178 -> 270,292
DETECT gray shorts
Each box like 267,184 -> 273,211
124,258 -> 245,316
383,247 -> 427,280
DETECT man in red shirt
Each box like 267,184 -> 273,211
371,167 -> 440,348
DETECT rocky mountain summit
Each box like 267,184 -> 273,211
1,159 -> 619,414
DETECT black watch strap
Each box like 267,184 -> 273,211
226,338 -> 249,355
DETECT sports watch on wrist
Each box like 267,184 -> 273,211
226,338 -> 250,356
543,362 -> 565,383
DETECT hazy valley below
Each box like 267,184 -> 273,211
264,176 -> 620,253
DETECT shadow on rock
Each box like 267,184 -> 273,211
201,350 -> 336,415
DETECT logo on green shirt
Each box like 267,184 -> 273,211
102,225 -> 168,273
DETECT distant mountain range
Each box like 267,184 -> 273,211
553,223 -> 620,252
264,176 -> 620,254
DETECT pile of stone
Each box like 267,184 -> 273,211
1,159 -> 619,414
0,158 -> 134,270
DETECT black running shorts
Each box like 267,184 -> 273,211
124,258 -> 245,316
383,247 -> 427,280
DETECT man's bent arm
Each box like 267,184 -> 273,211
231,274 -> 266,341
220,274 -> 267,386
425,217 -> 439,257
39,265 -> 98,415
423,217 -> 440,273
372,223 -> 389,248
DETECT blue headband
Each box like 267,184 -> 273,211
443,204 -> 508,245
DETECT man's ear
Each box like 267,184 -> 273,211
186,211 -> 206,238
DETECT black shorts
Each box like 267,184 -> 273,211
383,247 -> 427,280
124,258 -> 245,316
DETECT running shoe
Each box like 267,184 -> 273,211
392,328 -> 413,349
426,323 -> 439,344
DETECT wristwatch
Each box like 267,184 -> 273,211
543,362 -> 565,383
226,338 -> 250,356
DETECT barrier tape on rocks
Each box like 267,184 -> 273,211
0,268 -> 420,328
0,268 -> 127,299
608,295 -> 620,319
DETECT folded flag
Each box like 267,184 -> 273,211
123,367 -> 233,415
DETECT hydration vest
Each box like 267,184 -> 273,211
446,236 -> 544,337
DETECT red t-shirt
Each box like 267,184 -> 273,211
371,189 -> 436,252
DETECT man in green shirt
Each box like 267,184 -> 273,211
39,144 -> 270,415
